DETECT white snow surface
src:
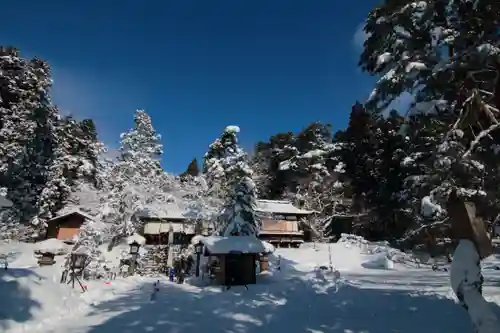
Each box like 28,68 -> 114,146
256,199 -> 314,215
34,239 -> 70,255
2,235 -> 500,333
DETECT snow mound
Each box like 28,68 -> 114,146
35,239 -> 69,255
262,241 -> 275,254
274,242 -> 365,273
337,234 -> 369,248
362,254 -> 395,270
337,234 -> 419,269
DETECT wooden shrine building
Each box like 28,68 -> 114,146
256,200 -> 314,247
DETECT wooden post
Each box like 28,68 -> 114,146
259,254 -> 269,272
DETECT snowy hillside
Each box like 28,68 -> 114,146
2,235 -> 500,333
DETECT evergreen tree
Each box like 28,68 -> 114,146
32,116 -> 105,227
217,176 -> 259,236
358,0 -> 500,241
292,122 -> 339,197
252,131 -> 297,199
203,125 -> 252,197
101,110 -> 166,243
0,46 -> 56,225
336,103 -> 408,240
249,141 -> 273,198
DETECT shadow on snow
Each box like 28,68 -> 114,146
0,268 -> 42,330
79,257 -> 500,333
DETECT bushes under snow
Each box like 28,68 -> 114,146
337,233 -> 420,269
34,239 -> 69,255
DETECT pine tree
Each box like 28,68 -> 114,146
217,176 -> 259,236
203,125 -> 252,197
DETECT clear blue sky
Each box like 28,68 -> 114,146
1,0 -> 395,174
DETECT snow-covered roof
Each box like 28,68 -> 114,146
143,222 -> 195,235
201,236 -> 266,254
256,200 -> 314,215
48,210 -> 95,223
137,202 -> 186,220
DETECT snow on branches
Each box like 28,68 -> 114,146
203,125 -> 252,198
217,176 -> 260,237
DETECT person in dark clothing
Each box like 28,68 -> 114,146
177,256 -> 186,284
173,257 -> 181,282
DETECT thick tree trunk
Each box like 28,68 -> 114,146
450,239 -> 500,333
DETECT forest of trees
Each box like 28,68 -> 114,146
1,1 -> 500,250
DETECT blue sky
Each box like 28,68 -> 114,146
1,0 -> 392,174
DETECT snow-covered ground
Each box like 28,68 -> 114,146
2,237 -> 500,333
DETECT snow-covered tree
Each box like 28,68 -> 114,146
203,125 -> 252,198
359,0 -> 500,240
177,175 -> 222,227
217,176 -> 259,236
68,218 -> 107,273
100,110 -> 166,244
32,117 -> 105,227
0,47 -> 55,223
251,131 -> 298,199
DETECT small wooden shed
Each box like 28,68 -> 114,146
45,211 -> 94,241
202,236 -> 265,286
